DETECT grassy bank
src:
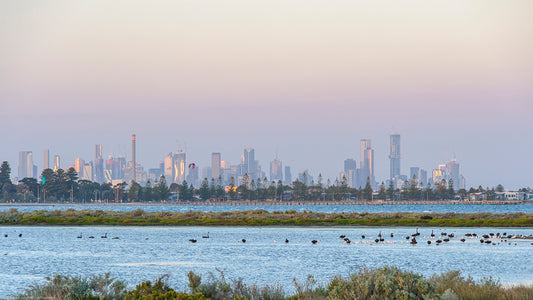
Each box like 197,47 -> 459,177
1,208 -> 532,227
13,266 -> 533,300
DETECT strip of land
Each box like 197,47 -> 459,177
0,199 -> 526,206
0,209 -> 532,227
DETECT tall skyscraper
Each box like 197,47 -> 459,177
174,150 -> 186,183
18,151 -> 34,179
359,139 -> 374,187
419,169 -> 428,186
53,155 -> 60,171
389,133 -> 401,180
284,166 -> 292,185
164,153 -> 174,181
410,167 -> 420,181
43,149 -> 49,170
344,158 -> 357,188
270,157 -> 283,181
446,159 -> 460,190
95,144 -> 104,183
211,152 -> 221,179
132,134 -> 136,182
75,158 -> 85,178
82,163 -> 93,181
243,148 -> 255,178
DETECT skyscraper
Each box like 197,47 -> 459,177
164,153 -> 174,181
53,155 -> 60,171
75,158 -> 85,178
446,159 -> 460,190
211,152 -> 221,179
284,166 -> 292,185
270,157 -> 283,181
243,148 -> 255,178
174,150 -> 186,183
132,134 -> 136,182
389,133 -> 401,181
43,149 -> 49,170
359,139 -> 374,187
410,167 -> 419,181
95,144 -> 104,183
344,158 -> 357,188
419,169 -> 428,186
18,151 -> 34,179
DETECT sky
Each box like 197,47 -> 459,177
1,0 -> 532,189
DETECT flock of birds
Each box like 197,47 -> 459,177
183,229 -> 532,246
3,229 -> 532,246
330,229 -> 533,246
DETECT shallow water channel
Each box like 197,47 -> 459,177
1,226 -> 531,297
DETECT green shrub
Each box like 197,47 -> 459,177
14,273 -> 126,300
327,266 -> 437,300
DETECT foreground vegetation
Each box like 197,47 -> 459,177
14,266 -> 533,300
1,208 -> 532,227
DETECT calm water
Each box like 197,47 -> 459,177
1,226 -> 532,298
1,203 -> 532,214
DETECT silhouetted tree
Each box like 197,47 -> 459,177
198,178 -> 210,200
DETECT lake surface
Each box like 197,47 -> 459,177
1,226 -> 532,297
2,203 -> 532,214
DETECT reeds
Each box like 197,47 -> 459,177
14,267 -> 533,300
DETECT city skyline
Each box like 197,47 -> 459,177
1,1 -> 532,189
10,132 -> 469,190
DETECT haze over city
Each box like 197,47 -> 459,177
1,1 -> 532,189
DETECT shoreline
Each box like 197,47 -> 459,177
0,200 -> 527,206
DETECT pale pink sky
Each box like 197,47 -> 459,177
1,1 -> 532,188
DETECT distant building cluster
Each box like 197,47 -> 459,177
14,132 -> 467,191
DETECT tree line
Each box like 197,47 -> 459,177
0,161 -> 527,203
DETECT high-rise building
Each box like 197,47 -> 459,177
284,166 -> 292,185
82,163 -> 93,181
389,133 -> 401,180
164,153 -> 174,181
18,151 -> 34,179
201,166 -> 212,180
43,149 -> 49,170
211,152 -> 221,179
270,157 -> 283,181
418,169 -> 428,186
53,155 -> 60,171
298,169 -> 313,185
105,156 -> 126,180
75,158 -> 85,178
344,158 -> 357,188
410,167 -> 419,181
359,139 -> 374,187
174,151 -> 186,183
95,144 -> 104,183
186,165 -> 199,187
243,148 -> 255,178
131,134 -> 136,182
446,159 -> 460,190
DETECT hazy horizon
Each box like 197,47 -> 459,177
1,1 -> 532,189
